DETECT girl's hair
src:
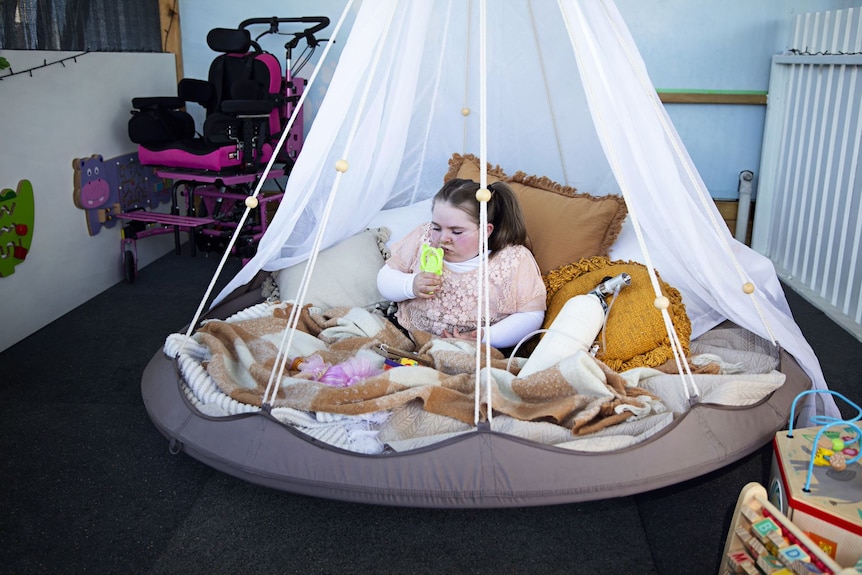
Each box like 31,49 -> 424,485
432,178 -> 530,253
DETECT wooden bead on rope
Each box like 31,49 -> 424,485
475,188 -> 492,203
335,159 -> 349,173
461,107 -> 470,116
654,295 -> 670,310
742,282 -> 755,294
245,196 -> 259,209
830,451 -> 847,472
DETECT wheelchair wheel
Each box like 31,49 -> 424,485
123,249 -> 137,284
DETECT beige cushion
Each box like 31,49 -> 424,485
275,227 -> 391,310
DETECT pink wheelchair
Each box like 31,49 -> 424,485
120,16 -> 329,282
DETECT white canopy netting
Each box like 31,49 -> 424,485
188,0 -> 837,423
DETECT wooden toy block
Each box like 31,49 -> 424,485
754,517 -> 782,542
767,531 -> 790,555
801,563 -> 825,575
779,544 -> 812,566
742,502 -> 764,523
758,553 -> 789,573
790,561 -> 826,574
726,550 -> 756,574
748,537 -> 770,559
720,482 -> 859,575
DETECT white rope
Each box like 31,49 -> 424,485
176,3 -> 354,356
482,241 -> 493,425
481,0 -> 494,425
473,0 -> 484,425
263,0 -> 397,406
560,0 -> 700,399
473,0 -> 494,426
462,0 -> 473,153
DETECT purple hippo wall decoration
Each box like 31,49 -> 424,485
72,152 -> 170,235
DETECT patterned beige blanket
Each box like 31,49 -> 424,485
190,303 -> 662,436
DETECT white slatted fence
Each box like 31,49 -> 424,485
754,7 -> 862,342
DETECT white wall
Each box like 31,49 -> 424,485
179,0 -> 862,198
618,0 -> 862,198
0,51 -> 178,352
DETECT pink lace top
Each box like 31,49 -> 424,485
387,223 -> 546,336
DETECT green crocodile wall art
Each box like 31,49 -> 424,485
0,180 -> 35,277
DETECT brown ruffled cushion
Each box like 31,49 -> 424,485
543,256 -> 690,372
443,152 -> 508,184
506,172 -> 627,275
443,153 -> 627,275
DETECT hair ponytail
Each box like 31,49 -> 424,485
486,181 -> 529,252
433,179 -> 530,254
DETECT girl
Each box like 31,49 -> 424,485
377,179 -> 546,349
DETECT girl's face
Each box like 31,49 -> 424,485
430,201 -> 492,262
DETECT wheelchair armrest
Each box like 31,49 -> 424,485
220,100 -> 275,116
132,96 -> 185,111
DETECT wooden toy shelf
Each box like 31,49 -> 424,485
721,482 -> 860,574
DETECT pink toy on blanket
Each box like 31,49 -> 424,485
295,354 -> 383,388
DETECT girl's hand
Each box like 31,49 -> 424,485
441,327 -> 481,342
413,271 -> 442,299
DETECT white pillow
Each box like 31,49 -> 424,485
608,216 -> 644,262
609,216 -> 716,337
274,227 -> 391,310
366,199 -> 432,246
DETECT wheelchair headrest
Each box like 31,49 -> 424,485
206,28 -> 252,54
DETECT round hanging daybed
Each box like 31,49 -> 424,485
139,0 -> 836,508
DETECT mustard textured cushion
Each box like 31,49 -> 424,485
543,256 -> 690,372
506,172 -> 627,275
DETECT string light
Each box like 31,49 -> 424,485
0,51 -> 88,81
787,48 -> 862,56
